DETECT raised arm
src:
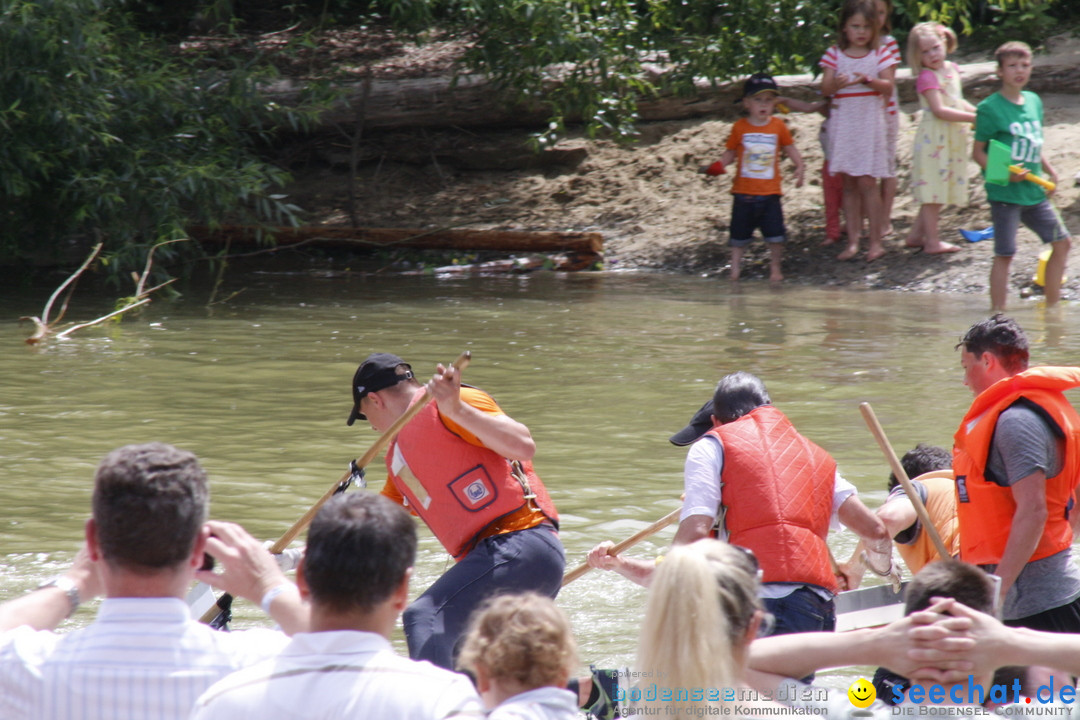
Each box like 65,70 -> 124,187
426,363 -> 536,461
196,520 -> 308,635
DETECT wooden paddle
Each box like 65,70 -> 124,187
199,350 -> 472,624
859,402 -> 950,561
562,507 -> 681,586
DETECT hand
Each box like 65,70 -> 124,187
1009,167 -> 1030,183
67,543 -> 105,602
426,362 -> 463,417
835,562 -> 859,591
195,520 -> 291,605
699,161 -> 726,176
587,541 -> 621,572
873,599 -> 976,680
794,165 -> 805,189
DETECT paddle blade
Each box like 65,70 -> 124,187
985,139 -> 1013,186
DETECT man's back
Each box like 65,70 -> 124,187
191,630 -> 483,720
0,598 -> 287,720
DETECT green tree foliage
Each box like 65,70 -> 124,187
436,0 -> 1062,144
0,0 -> 322,275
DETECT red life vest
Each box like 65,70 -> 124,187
386,388 -> 559,559
709,405 -> 838,593
953,366 -> 1080,565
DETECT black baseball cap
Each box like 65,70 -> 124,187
346,353 -> 413,426
669,399 -> 716,446
740,72 -> 779,100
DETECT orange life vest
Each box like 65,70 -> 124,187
709,405 -> 838,593
894,471 -> 960,574
387,389 -> 559,560
953,366 -> 1080,565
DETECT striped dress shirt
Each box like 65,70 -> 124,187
0,597 -> 288,720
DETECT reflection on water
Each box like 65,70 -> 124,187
2,270 -> 1077,684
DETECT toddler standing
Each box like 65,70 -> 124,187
703,73 -> 805,283
820,0 -> 898,262
904,22 -> 976,254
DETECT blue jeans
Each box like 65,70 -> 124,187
762,585 -> 836,636
403,524 -> 565,670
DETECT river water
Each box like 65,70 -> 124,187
2,269 -> 1077,688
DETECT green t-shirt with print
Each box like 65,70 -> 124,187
974,90 -> 1047,206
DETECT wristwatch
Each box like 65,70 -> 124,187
36,576 -> 80,618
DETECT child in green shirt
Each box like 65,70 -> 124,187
972,41 -> 1070,310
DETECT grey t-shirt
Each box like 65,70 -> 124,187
980,403 -> 1080,620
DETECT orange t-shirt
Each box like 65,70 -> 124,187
725,116 -> 794,196
380,387 -> 544,536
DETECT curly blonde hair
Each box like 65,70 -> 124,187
457,593 -> 577,690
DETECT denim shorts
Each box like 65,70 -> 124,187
990,199 -> 1070,257
729,193 -> 786,247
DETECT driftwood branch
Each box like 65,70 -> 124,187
21,240 -> 184,345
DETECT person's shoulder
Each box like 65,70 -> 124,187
459,385 -> 503,414
0,623 -> 62,662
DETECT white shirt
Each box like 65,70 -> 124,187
190,629 -> 484,720
680,434 -> 856,599
0,597 -> 289,720
488,687 -> 580,720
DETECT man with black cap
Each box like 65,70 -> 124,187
588,371 -> 889,637
346,352 -> 563,671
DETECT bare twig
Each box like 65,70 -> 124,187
22,240 -> 183,345
41,243 -> 103,327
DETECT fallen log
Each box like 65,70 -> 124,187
190,225 -> 604,255
265,57 -> 1078,132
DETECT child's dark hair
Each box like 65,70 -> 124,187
955,314 -> 1029,373
839,0 -> 880,50
875,0 -> 893,35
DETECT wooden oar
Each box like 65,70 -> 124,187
562,508 -> 681,586
200,350 -> 472,624
859,402 -> 950,561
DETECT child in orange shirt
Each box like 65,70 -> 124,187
704,73 -> 805,282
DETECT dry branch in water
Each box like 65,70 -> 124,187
20,240 -> 182,345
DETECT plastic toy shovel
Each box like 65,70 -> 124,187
986,139 -> 1056,191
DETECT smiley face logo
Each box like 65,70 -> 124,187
847,678 -> 876,708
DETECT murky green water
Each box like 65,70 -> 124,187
2,270 -> 1077,686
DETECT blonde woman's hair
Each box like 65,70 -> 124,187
907,22 -> 958,71
457,592 -> 577,690
634,540 -> 761,711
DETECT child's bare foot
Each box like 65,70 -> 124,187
924,241 -> 960,255
822,237 -> 840,246
770,272 -> 784,284
866,245 -> 886,262
837,245 -> 859,261
904,236 -> 924,249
